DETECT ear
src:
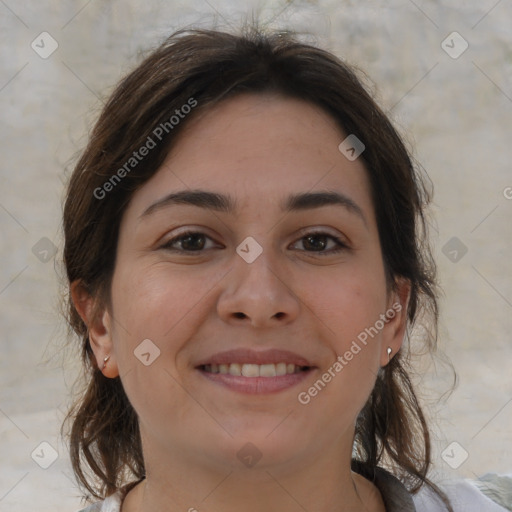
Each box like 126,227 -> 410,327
70,280 -> 119,378
380,277 -> 411,367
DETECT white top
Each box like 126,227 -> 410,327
413,477 -> 510,511
76,471 -> 511,512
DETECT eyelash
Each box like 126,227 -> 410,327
159,230 -> 349,256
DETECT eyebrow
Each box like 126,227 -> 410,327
140,189 -> 367,226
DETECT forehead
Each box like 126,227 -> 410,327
125,93 -> 375,223
171,93 -> 346,171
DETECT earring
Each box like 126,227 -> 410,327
387,347 -> 392,363
102,355 -> 110,370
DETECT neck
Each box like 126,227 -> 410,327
121,439 -> 385,512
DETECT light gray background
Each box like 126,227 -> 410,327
1,1 -> 511,511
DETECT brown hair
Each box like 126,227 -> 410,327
62,23 -> 454,510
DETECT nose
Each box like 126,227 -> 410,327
216,247 -> 300,329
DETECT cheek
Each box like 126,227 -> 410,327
298,274 -> 384,424
109,264 -> 205,426
112,263 -> 191,336
297,266 -> 387,408
109,262 -> 223,371
303,267 -> 387,347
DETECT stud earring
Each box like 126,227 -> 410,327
102,355 -> 110,370
387,347 -> 392,363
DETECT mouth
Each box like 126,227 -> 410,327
199,362 -> 310,377
195,349 -> 315,394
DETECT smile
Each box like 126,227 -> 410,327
201,362 -> 309,377
195,348 -> 315,394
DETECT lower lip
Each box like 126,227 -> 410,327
197,368 -> 314,394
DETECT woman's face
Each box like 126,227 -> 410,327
91,93 -> 408,473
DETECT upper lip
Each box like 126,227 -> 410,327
195,348 -> 314,367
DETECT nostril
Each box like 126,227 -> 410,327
234,312 -> 246,319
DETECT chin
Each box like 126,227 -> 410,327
220,427 -> 305,470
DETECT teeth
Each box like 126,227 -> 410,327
229,363 -> 242,376
241,364 -> 259,377
204,362 -> 307,377
259,364 -> 276,377
276,363 -> 287,376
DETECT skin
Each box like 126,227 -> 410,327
72,93 -> 410,512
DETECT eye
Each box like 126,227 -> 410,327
291,231 -> 349,255
160,231 -> 218,252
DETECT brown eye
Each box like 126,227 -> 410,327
161,231 -> 216,252
292,232 -> 348,255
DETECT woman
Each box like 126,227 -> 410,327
62,25 -> 507,512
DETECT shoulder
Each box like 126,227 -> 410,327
354,460 -> 511,512
413,473 -> 512,512
76,491 -> 123,512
